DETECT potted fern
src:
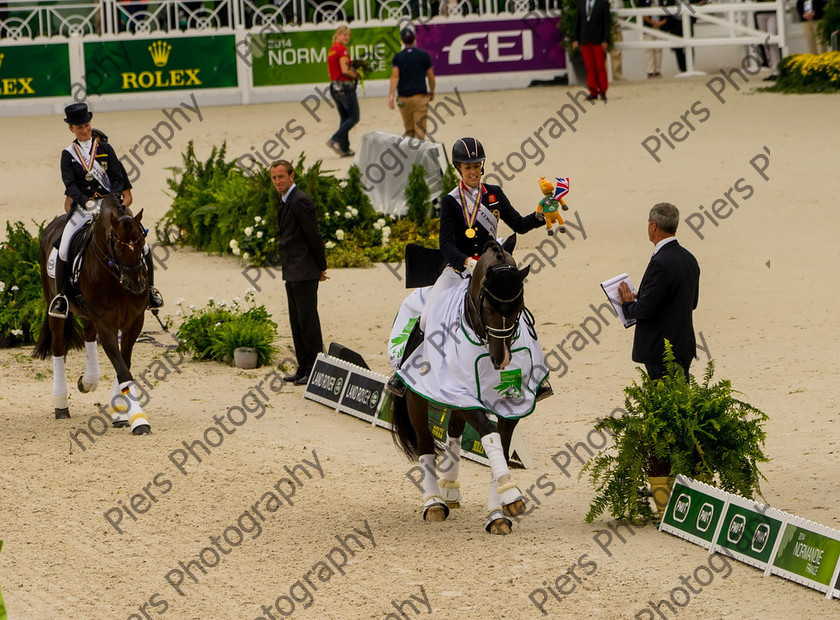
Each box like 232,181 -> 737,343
209,317 -> 278,369
582,341 -> 769,523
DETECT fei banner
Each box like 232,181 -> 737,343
417,17 -> 565,76
82,35 -> 237,94
0,43 -> 70,98
250,17 -> 564,87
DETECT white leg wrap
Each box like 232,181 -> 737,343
439,435 -> 461,483
481,432 -> 511,482
82,341 -> 100,391
52,356 -> 68,409
487,478 -> 501,513
119,380 -> 150,432
419,454 -> 439,499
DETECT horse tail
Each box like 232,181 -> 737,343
390,393 -> 419,461
32,313 -> 85,360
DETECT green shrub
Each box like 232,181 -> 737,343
207,318 -> 278,367
405,164 -> 432,225
767,51 -> 840,93
0,221 -> 47,346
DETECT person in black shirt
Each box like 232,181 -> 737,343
388,27 -> 435,140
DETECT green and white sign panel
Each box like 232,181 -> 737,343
660,476 -> 728,548
251,28 -> 396,87
771,519 -> 840,595
82,35 -> 237,94
714,496 -> 786,571
0,43 -> 70,98
660,475 -> 840,600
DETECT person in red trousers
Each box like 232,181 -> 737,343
573,0 -> 611,102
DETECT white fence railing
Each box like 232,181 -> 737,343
0,0 -> 563,39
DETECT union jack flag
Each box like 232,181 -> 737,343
553,178 -> 570,200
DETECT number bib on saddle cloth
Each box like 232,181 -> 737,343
392,279 -> 548,419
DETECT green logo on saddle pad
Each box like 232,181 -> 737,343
390,317 -> 418,357
494,369 -> 522,399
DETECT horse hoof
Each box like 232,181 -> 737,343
112,421 -> 130,428
54,408 -> 70,419
503,499 -> 527,517
485,509 -> 513,535
445,501 -> 461,510
77,376 -> 97,393
422,495 -> 450,522
132,424 -> 151,436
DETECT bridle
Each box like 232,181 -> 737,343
466,264 -> 524,346
91,210 -> 146,289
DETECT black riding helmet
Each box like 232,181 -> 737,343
451,137 -> 485,165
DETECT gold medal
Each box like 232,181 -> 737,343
85,172 -> 93,181
492,209 -> 500,220
465,227 -> 476,238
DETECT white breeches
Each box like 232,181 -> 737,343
59,207 -> 94,261
419,267 -> 466,333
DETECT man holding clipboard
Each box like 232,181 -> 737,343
616,203 -> 700,380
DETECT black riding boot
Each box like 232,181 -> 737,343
145,252 -> 164,308
48,257 -> 70,318
386,320 -> 425,397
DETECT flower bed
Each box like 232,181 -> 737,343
768,51 -> 840,93
0,221 -> 48,347
157,143 -> 444,270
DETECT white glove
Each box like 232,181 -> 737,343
464,257 -> 478,275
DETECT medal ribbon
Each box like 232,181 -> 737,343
458,183 -> 482,232
72,138 -> 98,176
68,138 -> 111,194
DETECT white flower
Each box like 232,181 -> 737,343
189,304 -> 196,310
244,227 -> 253,236
232,297 -> 241,305
344,212 -> 352,219
373,221 -> 383,231
254,216 -> 262,223
232,247 -> 241,256
11,285 -> 19,292
246,287 -> 256,296
243,252 -> 250,260
333,210 -> 340,217
350,207 -> 358,217
208,296 -> 215,303
215,322 -> 221,327
377,218 -> 386,226
325,241 -> 336,249
175,297 -> 185,305
339,180 -> 348,188
0,281 -> 5,292
220,300 -> 228,307
335,229 -> 345,241
256,231 -> 264,239
229,239 -> 238,249
382,226 -> 391,235
175,310 -> 182,317
11,329 -> 23,337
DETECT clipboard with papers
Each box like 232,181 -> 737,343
600,273 -> 637,328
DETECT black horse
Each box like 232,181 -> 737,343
391,237 -> 545,534
33,196 -> 152,435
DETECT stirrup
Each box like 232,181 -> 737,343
48,294 -> 69,319
386,373 -> 407,397
536,380 -> 554,402
148,287 -> 164,309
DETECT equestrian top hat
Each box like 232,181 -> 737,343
452,137 -> 486,164
64,102 -> 93,125
400,27 -> 416,44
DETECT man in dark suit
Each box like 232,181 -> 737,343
271,160 -> 329,385
618,203 -> 700,380
573,0 -> 611,102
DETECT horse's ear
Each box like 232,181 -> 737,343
518,265 -> 530,280
133,208 -> 144,225
502,234 -> 517,255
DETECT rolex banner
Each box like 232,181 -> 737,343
0,43 -> 71,98
82,36 -> 237,94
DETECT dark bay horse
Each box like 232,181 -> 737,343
33,196 -> 151,435
391,237 -> 547,534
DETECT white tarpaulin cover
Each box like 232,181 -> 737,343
353,131 -> 447,218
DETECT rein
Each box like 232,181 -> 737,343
89,212 -> 145,287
